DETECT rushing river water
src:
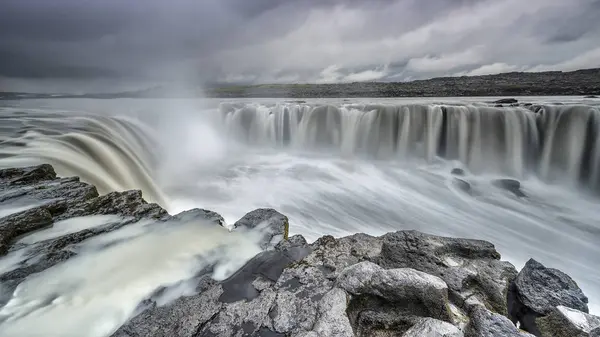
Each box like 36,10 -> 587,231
0,96 -> 599,334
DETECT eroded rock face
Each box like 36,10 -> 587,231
536,306 -> 600,337
509,258 -> 590,334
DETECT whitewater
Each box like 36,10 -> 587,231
0,96 -> 599,335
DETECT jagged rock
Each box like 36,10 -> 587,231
509,259 -> 589,334
0,165 -> 169,307
536,306 -> 600,337
0,207 -> 53,255
492,179 -> 526,197
0,164 -> 56,185
591,326 -> 600,337
170,208 -> 226,227
403,318 -> 464,337
234,208 -> 289,249
376,230 -> 518,317
337,261 -> 452,322
465,306 -> 535,337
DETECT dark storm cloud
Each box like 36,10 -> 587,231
1,0 -> 600,92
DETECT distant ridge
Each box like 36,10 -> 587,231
2,68 -> 599,99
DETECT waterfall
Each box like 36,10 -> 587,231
221,102 -> 600,190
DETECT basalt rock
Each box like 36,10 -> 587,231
535,306 -> 600,337
233,208 -> 290,250
115,230 -> 524,337
509,258 -> 590,335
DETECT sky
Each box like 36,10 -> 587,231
1,0 -> 600,93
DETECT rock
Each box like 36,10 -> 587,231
494,98 -> 519,104
309,288 -> 354,337
536,306 -> 600,337
234,208 -> 289,249
492,179 -> 526,197
509,259 -> 589,334
337,261 -> 452,322
465,306 -> 535,337
591,326 -> 600,337
0,164 -> 56,185
0,207 -> 53,255
584,95 -> 598,98
376,230 -> 517,317
403,318 -> 464,337
453,178 -> 472,194
451,168 -> 466,176
171,208 -> 226,227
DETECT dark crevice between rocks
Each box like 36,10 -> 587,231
346,294 -> 432,337
507,281 -> 542,336
193,311 -> 220,337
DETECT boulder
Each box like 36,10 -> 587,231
170,208 -> 226,227
509,259 -> 589,334
453,178 -> 472,194
591,326 -> 600,337
233,208 -> 289,249
465,306 -> 535,337
451,168 -> 466,176
337,261 -> 452,322
403,318 -> 464,337
492,179 -> 526,197
536,306 -> 600,337
376,230 -> 518,317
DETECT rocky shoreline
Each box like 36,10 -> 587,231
0,164 -> 598,337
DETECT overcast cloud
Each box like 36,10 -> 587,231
1,0 -> 599,92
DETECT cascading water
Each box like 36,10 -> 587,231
221,102 -> 600,189
0,97 -> 599,335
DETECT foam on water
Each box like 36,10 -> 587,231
17,215 -> 125,245
0,216 -> 265,337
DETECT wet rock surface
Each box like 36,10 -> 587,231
0,164 -> 598,337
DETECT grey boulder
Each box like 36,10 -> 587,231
509,258 -> 589,334
233,208 -> 289,249
337,261 -> 452,322
465,306 -> 535,337
536,306 -> 600,337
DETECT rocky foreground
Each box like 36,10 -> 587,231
0,164 -> 599,337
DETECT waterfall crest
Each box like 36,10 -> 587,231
222,102 -> 600,189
